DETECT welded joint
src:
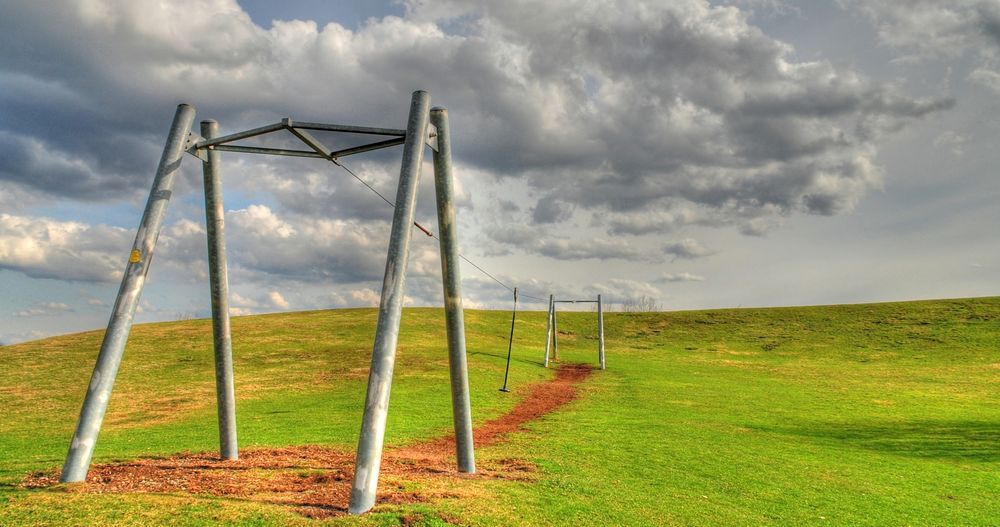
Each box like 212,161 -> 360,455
185,132 -> 208,161
426,122 -> 439,152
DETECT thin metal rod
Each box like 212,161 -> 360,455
349,90 -> 431,515
330,136 -> 406,158
211,145 -> 324,158
286,125 -> 433,237
554,300 -> 599,303
61,104 -> 196,483
598,294 -> 605,370
500,288 -> 518,392
429,107 -> 475,473
289,120 -> 406,136
552,302 -> 559,361
201,120 -> 238,460
194,122 -> 285,148
543,294 -> 554,368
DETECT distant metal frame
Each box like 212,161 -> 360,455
544,295 -> 605,369
59,91 -> 474,515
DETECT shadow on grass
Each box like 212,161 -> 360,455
758,420 -> 1000,462
469,350 -> 545,367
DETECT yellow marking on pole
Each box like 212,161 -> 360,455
129,250 -> 141,264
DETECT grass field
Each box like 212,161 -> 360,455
1,297 -> 998,526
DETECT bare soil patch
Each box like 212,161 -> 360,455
24,363 -> 593,519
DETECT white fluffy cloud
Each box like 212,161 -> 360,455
0,213 -> 131,282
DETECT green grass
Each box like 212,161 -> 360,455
2,298 -> 999,525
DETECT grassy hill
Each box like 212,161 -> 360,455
1,298 -> 998,526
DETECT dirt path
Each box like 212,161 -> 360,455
24,363 -> 593,518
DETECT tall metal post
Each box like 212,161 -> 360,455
429,106 -> 475,474
543,294 -> 554,367
552,301 -> 559,361
598,294 -> 605,370
61,104 -> 196,483
350,91 -> 431,515
201,120 -> 238,460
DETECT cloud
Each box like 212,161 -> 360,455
268,290 -> 290,309
584,278 -> 662,303
224,204 -> 393,283
13,302 -> 73,317
844,0 -> 1000,92
485,224 -> 665,262
0,0 -> 965,323
657,272 -> 705,282
531,195 -> 573,224
843,0 -> 1000,60
0,0 -> 948,233
933,130 -> 973,156
663,238 -> 714,260
0,213 -> 131,282
969,67 -> 1000,94
0,329 -> 52,345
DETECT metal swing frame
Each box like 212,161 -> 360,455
59,90 -> 474,515
543,295 -> 606,370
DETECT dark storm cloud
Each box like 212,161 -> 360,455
531,195 -> 573,224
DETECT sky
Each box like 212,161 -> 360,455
1,0 -> 998,344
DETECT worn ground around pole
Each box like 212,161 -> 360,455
23,363 -> 594,520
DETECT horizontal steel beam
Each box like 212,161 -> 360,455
330,136 -> 406,158
194,122 -> 286,148
211,145 -> 325,158
286,119 -> 406,137
554,300 -> 599,303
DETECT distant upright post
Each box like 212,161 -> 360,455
543,294 -> 554,367
552,301 -> 559,361
350,91 -> 431,515
429,106 -> 475,474
201,120 -> 238,460
598,294 -> 605,370
61,104 -> 196,483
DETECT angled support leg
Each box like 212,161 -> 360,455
61,104 -> 196,482
201,120 -> 238,460
350,90 -> 431,515
429,106 -> 475,473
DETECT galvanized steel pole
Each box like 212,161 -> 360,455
543,294 -> 554,367
429,107 -> 475,474
598,294 -> 605,370
61,104 -> 196,483
201,120 -> 238,460
349,91 -> 431,515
